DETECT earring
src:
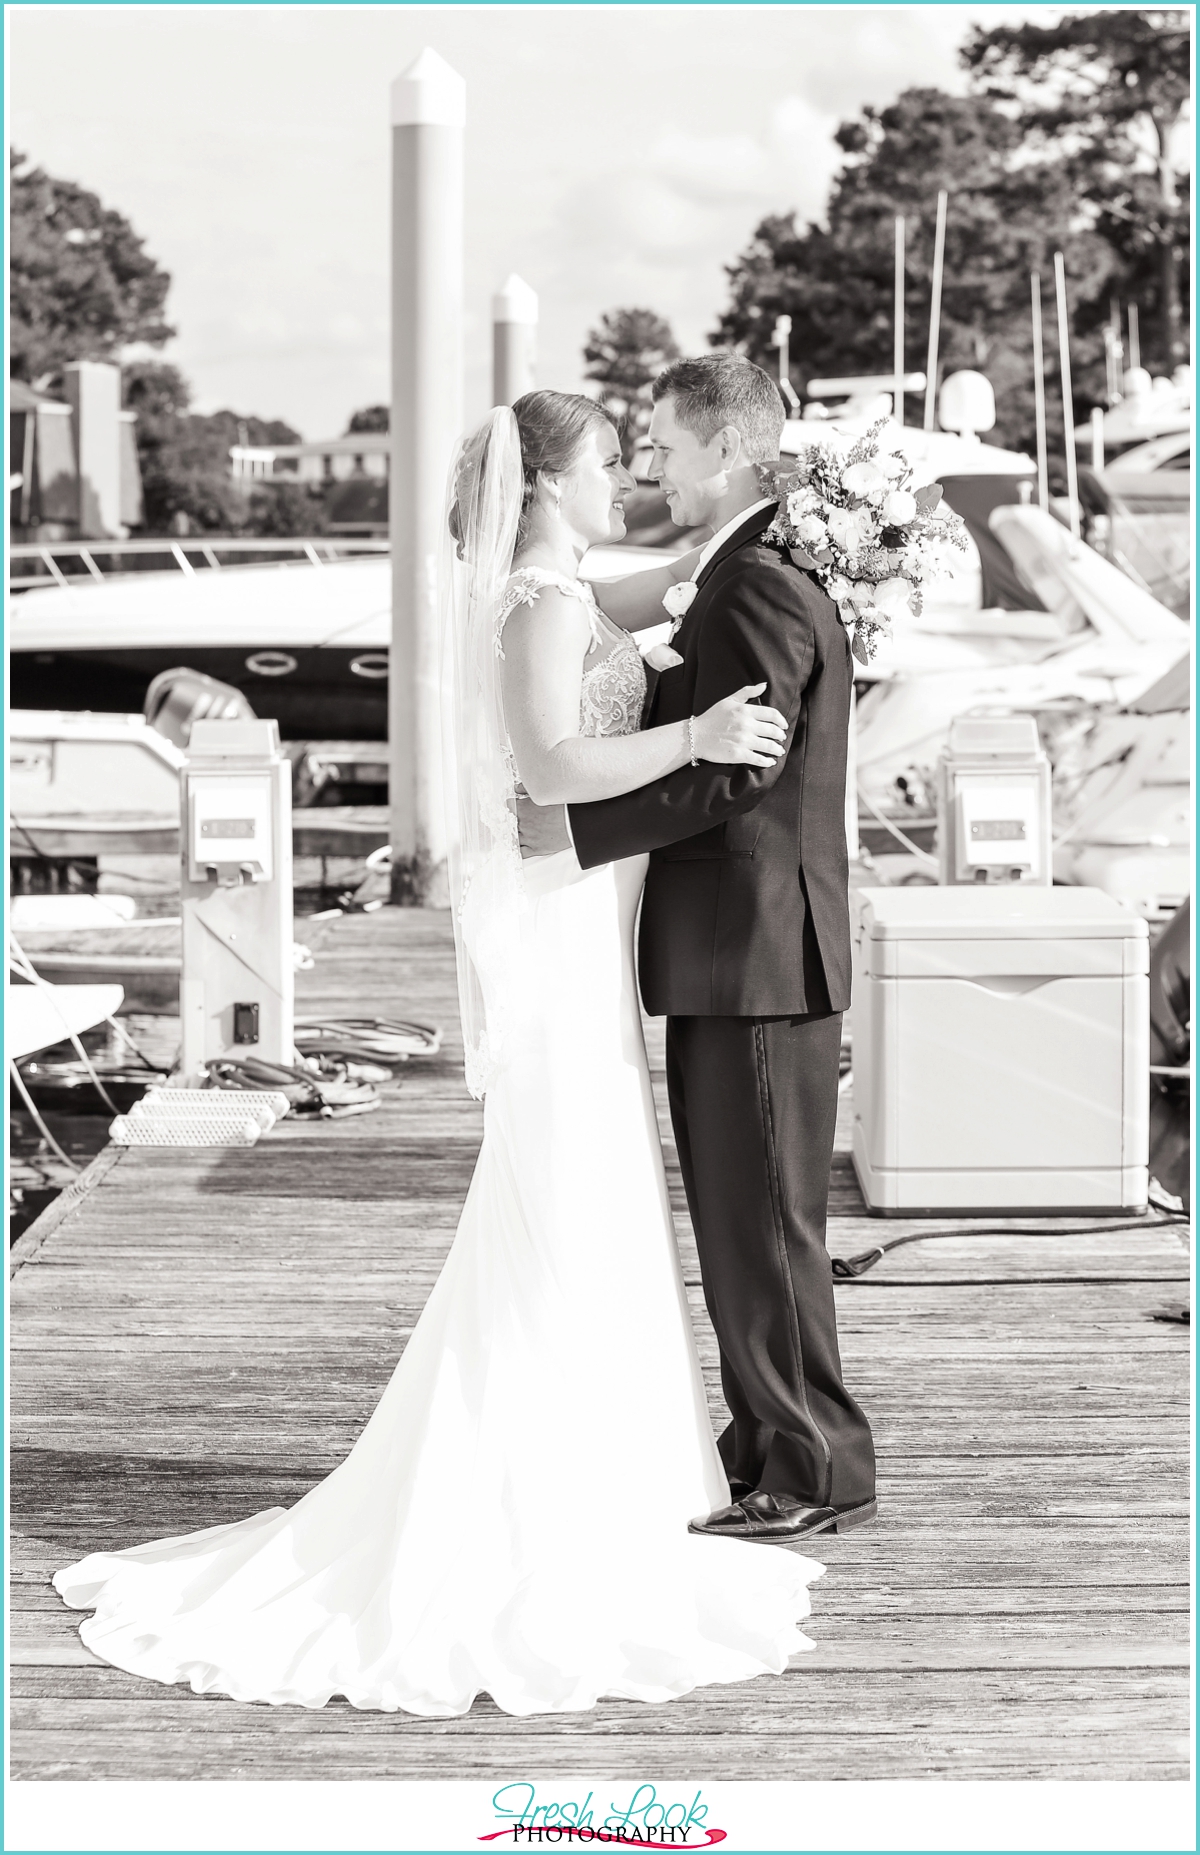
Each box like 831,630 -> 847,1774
551,486 -> 562,516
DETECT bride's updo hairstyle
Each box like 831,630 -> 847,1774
447,391 -> 611,562
510,390 -> 612,551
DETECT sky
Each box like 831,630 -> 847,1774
10,3 -> 1078,439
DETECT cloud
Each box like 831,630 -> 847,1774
8,4 -> 1059,436
650,129 -> 779,206
555,94 -> 842,277
770,96 -> 846,217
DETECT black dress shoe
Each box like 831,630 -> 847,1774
689,1491 -> 877,1545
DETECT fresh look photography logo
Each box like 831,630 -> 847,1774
479,1785 -> 727,1847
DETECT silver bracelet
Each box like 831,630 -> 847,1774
687,717 -> 699,767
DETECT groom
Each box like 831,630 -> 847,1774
520,351 -> 875,1543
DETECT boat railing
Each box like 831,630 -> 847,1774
8,535 -> 390,595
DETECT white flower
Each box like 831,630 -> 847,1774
662,580 -> 697,620
786,486 -> 821,522
881,489 -> 917,525
842,460 -> 885,499
792,512 -> 828,546
825,573 -> 853,606
870,575 -> 918,620
879,452 -> 907,481
825,506 -> 875,555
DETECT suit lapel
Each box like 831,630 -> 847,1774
646,502 -> 780,727
693,501 -> 779,594
673,501 -> 779,656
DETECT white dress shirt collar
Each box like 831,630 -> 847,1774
694,497 -> 777,581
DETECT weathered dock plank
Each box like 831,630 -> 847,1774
8,907 -> 1191,1781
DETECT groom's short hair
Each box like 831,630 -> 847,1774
652,352 -> 785,464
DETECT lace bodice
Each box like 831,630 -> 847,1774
497,568 -> 646,739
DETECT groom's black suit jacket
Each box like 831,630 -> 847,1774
569,503 -> 853,1018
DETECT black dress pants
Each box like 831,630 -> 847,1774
665,1012 -> 876,1509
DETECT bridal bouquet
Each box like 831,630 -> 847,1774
759,421 -> 968,664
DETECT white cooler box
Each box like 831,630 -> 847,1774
851,887 -> 1149,1215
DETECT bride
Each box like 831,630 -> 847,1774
53,390 -> 826,1719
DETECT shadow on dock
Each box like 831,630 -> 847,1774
9,907 -> 1191,1780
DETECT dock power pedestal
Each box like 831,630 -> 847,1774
179,718 -> 294,1082
936,716 -> 1052,886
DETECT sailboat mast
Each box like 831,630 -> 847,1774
1030,273 -> 1049,514
1053,252 -> 1081,541
923,191 -> 948,432
893,216 -> 905,426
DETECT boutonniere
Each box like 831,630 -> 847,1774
662,579 -> 698,631
755,425 -> 968,664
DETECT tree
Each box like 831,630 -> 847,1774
123,362 -> 244,532
122,360 -> 307,534
243,479 -> 328,537
583,309 -> 680,458
713,84 -> 1143,458
10,150 -> 174,384
346,405 -> 389,433
963,11 -> 1190,367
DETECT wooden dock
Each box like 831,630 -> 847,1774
9,907 -> 1191,1781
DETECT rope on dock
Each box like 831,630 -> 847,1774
8,1143 -> 126,1279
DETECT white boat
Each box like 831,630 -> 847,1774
7,983 -> 125,1061
8,525 -> 685,745
855,507 -> 1191,915
10,413 -> 1067,741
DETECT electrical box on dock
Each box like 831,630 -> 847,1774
179,719 -> 293,1081
936,716 -> 1051,886
850,886 -> 1149,1215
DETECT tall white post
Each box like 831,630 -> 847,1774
1030,273 -> 1049,514
923,192 -> 947,432
1128,303 -> 1141,372
893,217 -> 905,426
63,361 -> 123,537
771,314 -> 801,412
389,48 -> 464,905
491,274 -> 538,407
1053,251 -> 1080,542
1105,299 -> 1123,405
1090,406 -> 1105,473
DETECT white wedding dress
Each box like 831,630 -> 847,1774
54,570 -> 824,1717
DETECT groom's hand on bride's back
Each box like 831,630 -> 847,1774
515,795 -> 572,860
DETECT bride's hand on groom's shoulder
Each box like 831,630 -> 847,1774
514,794 -> 572,860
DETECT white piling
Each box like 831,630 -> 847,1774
923,191 -> 947,432
492,274 -> 538,408
1105,299 -> 1123,405
389,48 -> 465,905
771,314 -> 801,412
1128,303 -> 1141,373
1053,252 -> 1080,541
1030,273 -> 1049,514
63,362 -> 123,538
893,217 -> 905,426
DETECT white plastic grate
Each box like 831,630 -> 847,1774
133,1091 -> 282,1132
141,1086 -> 291,1121
110,1112 -> 262,1147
